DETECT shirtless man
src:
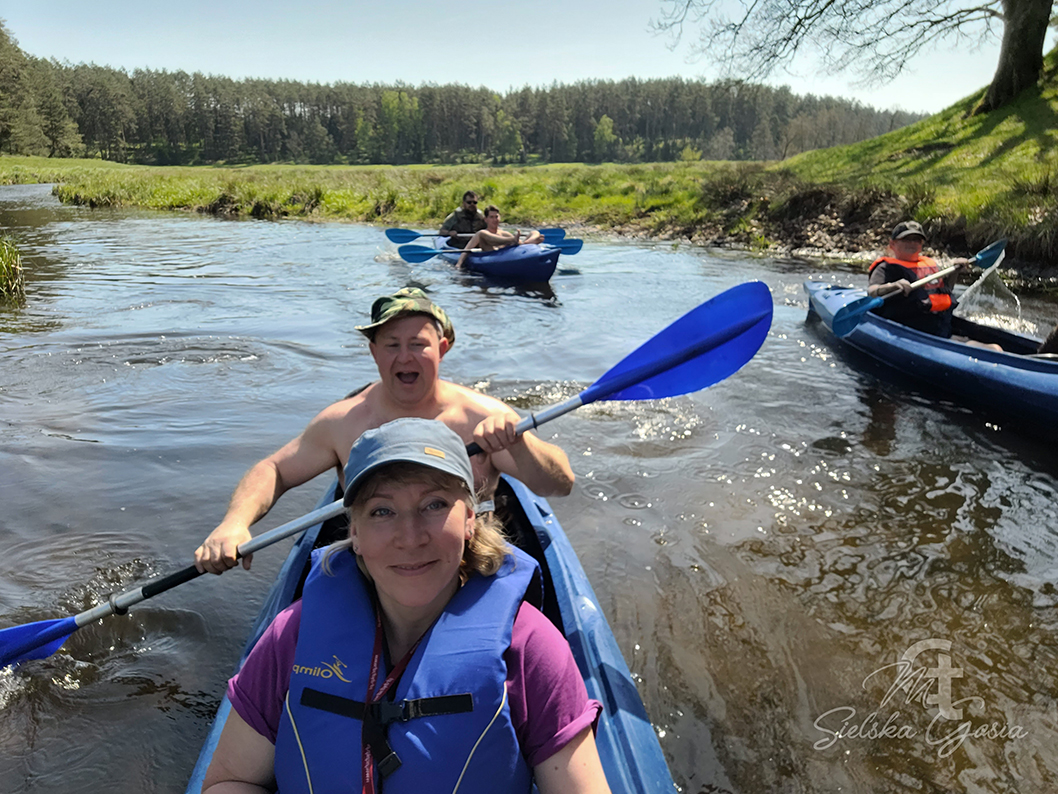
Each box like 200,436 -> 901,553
455,205 -> 544,268
194,287 -> 574,574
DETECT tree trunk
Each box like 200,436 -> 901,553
976,0 -> 1053,114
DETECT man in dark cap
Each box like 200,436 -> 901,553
865,221 -> 971,337
865,221 -> 1003,350
438,191 -> 487,249
194,287 -> 574,574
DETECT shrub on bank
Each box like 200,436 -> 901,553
1,235 -> 25,302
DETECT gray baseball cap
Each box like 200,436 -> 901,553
891,220 -> 927,241
342,418 -> 473,506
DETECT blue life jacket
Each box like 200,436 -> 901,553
274,544 -> 541,793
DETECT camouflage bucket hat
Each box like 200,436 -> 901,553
355,287 -> 455,346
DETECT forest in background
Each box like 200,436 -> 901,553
0,23 -> 924,167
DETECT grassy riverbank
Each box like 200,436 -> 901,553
781,50 -> 1058,278
3,53 -> 1058,283
0,155 -> 941,254
0,156 -> 741,229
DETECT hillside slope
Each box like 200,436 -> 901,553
779,48 -> 1058,271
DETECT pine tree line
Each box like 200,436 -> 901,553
1,23 -> 924,166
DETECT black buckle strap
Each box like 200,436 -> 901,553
301,688 -> 474,725
301,687 -> 367,719
301,688 -> 475,780
363,717 -> 401,779
399,693 -> 474,721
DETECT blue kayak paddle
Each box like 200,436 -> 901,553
0,280 -> 771,670
399,238 -> 583,264
467,280 -> 773,454
830,239 -> 1007,338
0,500 -> 348,670
385,227 -> 566,245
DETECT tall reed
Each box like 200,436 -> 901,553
0,235 -> 25,302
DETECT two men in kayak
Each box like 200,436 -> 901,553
193,287 -> 574,575
455,204 -> 544,268
439,191 -> 544,262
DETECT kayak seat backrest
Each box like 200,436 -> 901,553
292,483 -> 350,602
951,316 -> 1039,355
493,479 -> 564,633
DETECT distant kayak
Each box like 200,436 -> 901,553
804,280 -> 1058,429
433,237 -> 561,282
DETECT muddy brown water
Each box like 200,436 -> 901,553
2,183 -> 1058,793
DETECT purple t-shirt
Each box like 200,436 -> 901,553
228,600 -> 602,768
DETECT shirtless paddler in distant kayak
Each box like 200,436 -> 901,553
193,287 -> 574,574
455,204 -> 544,268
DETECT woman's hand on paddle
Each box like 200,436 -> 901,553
195,522 -> 253,574
471,412 -> 523,455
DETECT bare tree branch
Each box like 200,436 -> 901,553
654,0 -> 1007,85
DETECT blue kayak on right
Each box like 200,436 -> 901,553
805,280 -> 1058,430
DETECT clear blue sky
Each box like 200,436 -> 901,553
2,1 -> 1036,115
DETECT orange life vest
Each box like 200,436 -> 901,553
868,254 -> 955,337
868,255 -> 953,313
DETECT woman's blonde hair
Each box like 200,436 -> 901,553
322,462 -> 510,582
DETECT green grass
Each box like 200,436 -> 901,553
0,235 -> 25,302
0,155 -> 742,230
0,155 -> 131,186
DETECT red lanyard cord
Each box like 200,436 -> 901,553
361,608 -> 421,794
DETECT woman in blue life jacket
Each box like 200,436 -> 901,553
202,417 -> 611,794
867,221 -> 1002,351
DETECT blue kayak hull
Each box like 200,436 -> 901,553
186,476 -> 675,793
435,238 -> 561,282
804,280 -> 1058,429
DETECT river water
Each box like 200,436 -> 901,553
2,183 -> 1058,794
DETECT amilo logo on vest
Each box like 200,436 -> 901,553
292,655 -> 351,682
812,638 -> 1028,758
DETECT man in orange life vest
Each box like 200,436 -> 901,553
869,221 -> 1049,354
866,221 -> 969,338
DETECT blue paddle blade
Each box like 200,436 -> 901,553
974,239 -> 1006,269
385,228 -> 425,244
581,281 -> 773,403
539,228 -> 566,243
557,239 -> 583,255
0,615 -> 78,669
397,244 -> 443,263
831,295 -> 884,338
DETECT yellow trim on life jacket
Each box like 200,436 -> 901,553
451,684 -> 507,793
284,690 -> 315,794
